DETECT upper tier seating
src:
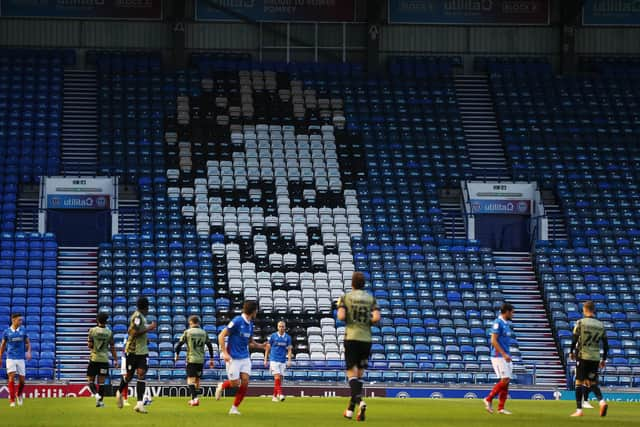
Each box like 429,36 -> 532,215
0,50 -> 68,232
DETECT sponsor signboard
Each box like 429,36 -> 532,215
470,199 -> 532,215
47,194 -> 110,210
583,0 -> 640,26
561,390 -> 640,402
0,383 -> 557,400
0,0 -> 162,19
0,384 -> 93,399
195,0 -> 356,22
386,387 -> 554,400
388,0 -> 550,25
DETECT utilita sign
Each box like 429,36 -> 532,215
0,384 -> 93,399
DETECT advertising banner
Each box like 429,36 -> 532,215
385,387 -> 555,399
582,0 -> 640,26
470,199 -> 532,215
47,194 -> 110,210
560,390 -> 640,402
0,384 -> 93,399
0,0 -> 162,20
195,0 -> 356,22
388,0 -> 550,25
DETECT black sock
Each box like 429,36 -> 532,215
583,386 -> 590,401
348,378 -> 363,411
98,385 -> 105,400
119,377 -> 129,393
591,384 -> 603,401
136,381 -> 146,402
89,382 -> 97,395
189,384 -> 197,400
575,385 -> 584,409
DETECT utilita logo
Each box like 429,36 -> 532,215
0,385 -> 93,399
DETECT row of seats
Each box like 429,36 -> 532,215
0,232 -> 57,379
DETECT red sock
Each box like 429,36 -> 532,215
233,384 -> 248,407
8,381 -> 15,401
274,377 -> 282,396
17,382 -> 24,397
122,386 -> 128,400
486,381 -> 504,402
222,380 -> 233,390
498,384 -> 509,410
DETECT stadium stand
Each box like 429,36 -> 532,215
489,58 -> 640,387
0,49 -> 71,379
90,53 -> 534,385
6,48 -> 638,387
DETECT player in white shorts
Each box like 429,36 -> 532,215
0,314 -> 31,407
484,303 -> 515,415
214,301 -> 267,415
264,321 -> 293,402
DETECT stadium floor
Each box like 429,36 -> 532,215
0,397 -> 638,427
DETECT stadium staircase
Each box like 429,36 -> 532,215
541,190 -> 568,240
55,246 -> 98,381
16,184 -> 39,232
439,188 -> 466,239
493,251 -> 566,387
455,75 -> 511,180
61,70 -> 98,175
117,186 -> 140,235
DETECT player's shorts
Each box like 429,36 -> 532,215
120,356 -> 127,376
491,357 -> 513,379
86,361 -> 110,377
187,363 -> 204,378
575,359 -> 600,383
344,340 -> 372,370
125,353 -> 148,375
225,357 -> 251,381
269,361 -> 287,376
6,359 -> 25,376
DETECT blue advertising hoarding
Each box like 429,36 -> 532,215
386,387 -> 555,400
560,390 -> 640,402
583,0 -> 640,26
0,0 -> 162,19
47,194 -> 110,210
195,0 -> 356,22
388,0 -> 549,25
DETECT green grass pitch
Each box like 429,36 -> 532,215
0,397 -> 638,427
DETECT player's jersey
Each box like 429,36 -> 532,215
125,310 -> 149,355
225,315 -> 253,359
491,316 -> 513,358
88,326 -> 113,363
268,332 -> 292,363
337,289 -> 378,342
573,316 -> 605,361
179,326 -> 211,364
2,326 -> 28,359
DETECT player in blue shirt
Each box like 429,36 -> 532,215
215,301 -> 267,415
264,321 -> 293,402
0,314 -> 31,407
484,303 -> 515,415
